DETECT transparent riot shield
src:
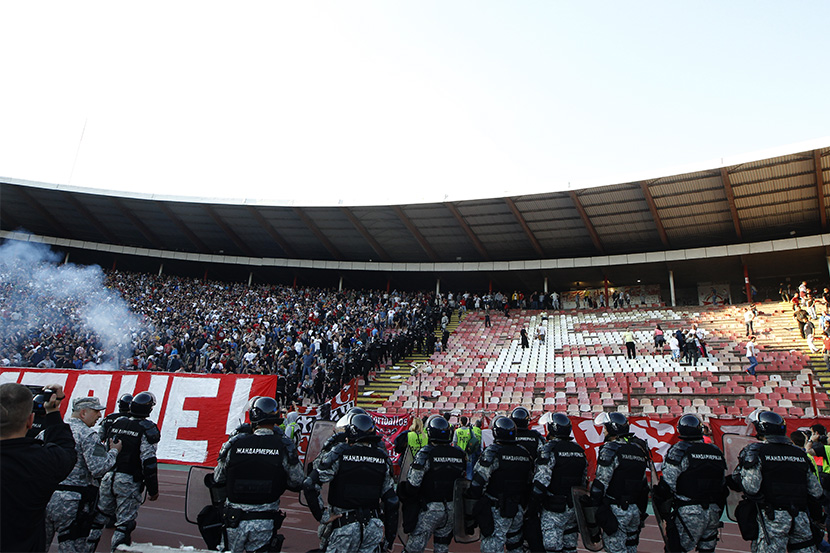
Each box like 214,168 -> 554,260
185,466 -> 215,524
571,485 -> 603,552
396,449 -> 414,546
722,433 -> 757,522
452,478 -> 480,544
299,420 -> 337,507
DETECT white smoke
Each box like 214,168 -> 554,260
0,236 -> 150,370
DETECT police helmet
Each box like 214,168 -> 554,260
492,416 -> 517,444
335,406 -> 367,433
426,415 -> 452,444
748,409 -> 786,437
510,407 -> 531,429
677,414 -> 703,439
595,411 -> 629,437
345,413 -> 377,442
129,392 -> 156,418
249,396 -> 280,426
546,413 -> 572,439
118,393 -> 133,414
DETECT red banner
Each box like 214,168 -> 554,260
709,417 -> 830,449
294,380 -> 358,462
369,411 -> 412,465
0,367 -> 276,466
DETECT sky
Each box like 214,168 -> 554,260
1,1 -> 829,207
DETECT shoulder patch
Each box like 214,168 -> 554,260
598,442 -> 619,466
665,441 -> 690,466
139,419 -> 161,444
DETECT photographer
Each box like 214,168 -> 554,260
0,383 -> 76,552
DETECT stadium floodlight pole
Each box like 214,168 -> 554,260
411,362 -> 433,419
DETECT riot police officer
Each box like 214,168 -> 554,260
304,414 -> 398,553
98,393 -> 132,442
655,414 -> 726,553
511,407 -> 544,462
731,409 -> 823,553
511,406 -> 545,552
45,397 -> 121,552
214,396 -> 303,553
400,416 -> 467,553
88,391 -> 160,552
590,412 -> 650,553
467,416 -> 535,553
531,413 -> 587,553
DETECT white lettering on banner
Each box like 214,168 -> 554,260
157,376 -> 220,464
0,372 -> 20,384
20,371 -> 68,390
65,373 -> 113,421
226,378 -> 254,435
116,374 -> 138,401
147,375 -> 170,410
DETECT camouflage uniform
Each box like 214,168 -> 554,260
309,441 -> 397,553
592,438 -> 649,553
532,438 -> 587,553
88,417 -> 159,552
734,436 -> 823,553
214,426 -> 303,552
404,443 -> 466,553
45,417 -> 119,552
469,443 -> 534,553
660,439 -> 726,553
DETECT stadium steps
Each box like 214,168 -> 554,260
357,310 -> 464,410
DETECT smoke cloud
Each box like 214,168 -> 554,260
0,236 -> 151,370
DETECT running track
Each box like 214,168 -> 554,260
79,466 -> 749,553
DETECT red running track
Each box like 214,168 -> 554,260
74,466 -> 749,553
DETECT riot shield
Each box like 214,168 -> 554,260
571,485 -> 603,552
453,478 -> 480,544
723,433 -> 756,522
300,420 -> 337,507
396,449 -> 414,546
645,457 -> 669,547
185,466 -> 215,524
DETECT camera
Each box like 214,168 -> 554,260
26,386 -> 55,415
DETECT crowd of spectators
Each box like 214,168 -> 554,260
0,269 -> 459,406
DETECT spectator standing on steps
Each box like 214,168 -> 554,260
623,329 -> 636,359
520,328 -> 529,350
745,336 -> 759,376
805,319 -> 819,354
823,332 -> 830,372
744,306 -> 756,336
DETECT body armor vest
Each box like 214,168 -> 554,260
515,429 -> 543,462
328,444 -> 388,510
486,443 -> 533,502
111,417 -> 147,478
226,433 -> 289,505
758,442 -> 811,510
420,444 -> 466,502
605,441 -> 648,503
674,441 -> 726,504
547,440 -> 588,503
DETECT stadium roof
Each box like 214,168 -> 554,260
2,146 -> 829,266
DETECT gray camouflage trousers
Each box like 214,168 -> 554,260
45,491 -> 89,553
224,500 -> 282,553
602,504 -> 641,553
405,501 -> 453,553
326,517 -> 384,553
671,504 -> 722,553
88,472 -> 142,552
540,507 -> 579,553
481,505 -> 524,553
752,509 -> 816,553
